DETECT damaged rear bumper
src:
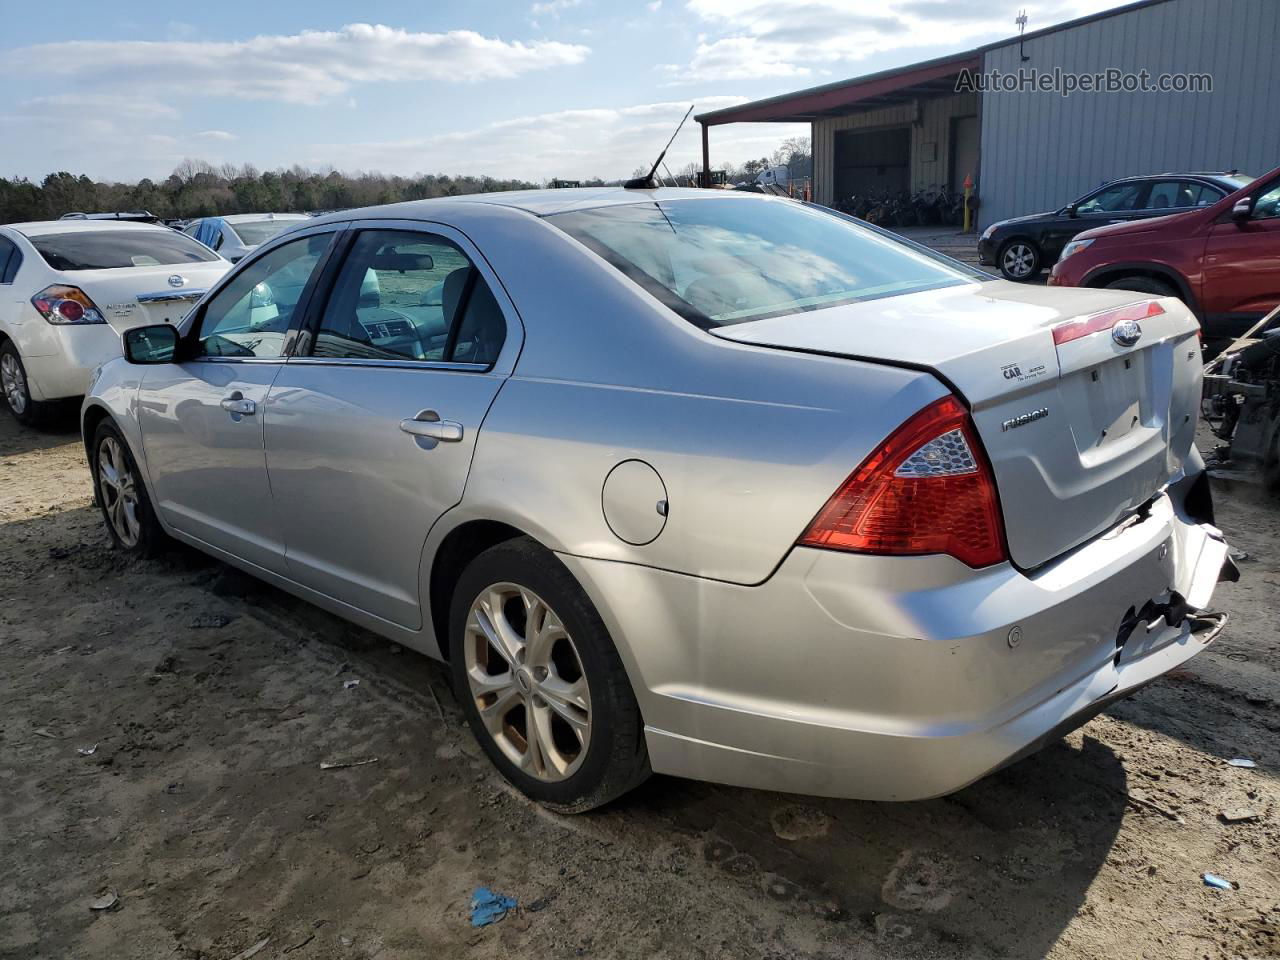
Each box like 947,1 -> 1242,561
561,466 -> 1234,802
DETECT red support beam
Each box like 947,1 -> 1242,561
698,54 -> 981,126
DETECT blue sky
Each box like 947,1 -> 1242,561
0,0 -> 1125,184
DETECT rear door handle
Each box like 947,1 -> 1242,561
400,411 -> 463,442
220,393 -> 256,416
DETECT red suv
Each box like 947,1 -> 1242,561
1049,165 -> 1280,351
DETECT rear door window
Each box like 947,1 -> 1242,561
309,229 -> 506,366
30,230 -> 221,270
1143,180 -> 1222,210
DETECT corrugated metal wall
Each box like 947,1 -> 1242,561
978,0 -> 1280,227
812,92 -> 978,206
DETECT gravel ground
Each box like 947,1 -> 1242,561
1,411 -> 1278,960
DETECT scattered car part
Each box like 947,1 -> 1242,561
1202,304 -> 1280,492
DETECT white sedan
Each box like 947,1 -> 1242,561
0,220 -> 230,424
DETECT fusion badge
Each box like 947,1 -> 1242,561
1001,407 -> 1049,431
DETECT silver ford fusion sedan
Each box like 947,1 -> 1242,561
82,188 -> 1234,812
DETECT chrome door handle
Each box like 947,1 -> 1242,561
400,412 -> 463,442
220,395 -> 256,416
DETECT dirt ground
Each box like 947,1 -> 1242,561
2,410 -> 1278,960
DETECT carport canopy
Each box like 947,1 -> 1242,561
694,50 -> 981,182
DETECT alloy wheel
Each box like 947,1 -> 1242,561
97,436 -> 142,547
464,582 -> 591,782
1002,243 -> 1036,279
1,352 -> 27,415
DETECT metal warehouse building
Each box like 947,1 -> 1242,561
696,0 -> 1279,229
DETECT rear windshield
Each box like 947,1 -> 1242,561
548,197 -> 984,329
30,230 -> 221,271
230,219 -> 305,246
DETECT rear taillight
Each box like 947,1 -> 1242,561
1051,300 -> 1164,346
798,396 -> 1007,568
31,285 -> 107,325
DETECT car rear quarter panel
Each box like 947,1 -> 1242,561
450,205 -> 947,585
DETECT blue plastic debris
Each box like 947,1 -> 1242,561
1202,873 -> 1235,891
470,887 -> 518,927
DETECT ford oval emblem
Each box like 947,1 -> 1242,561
1112,318 -> 1142,347
167,274 -> 186,288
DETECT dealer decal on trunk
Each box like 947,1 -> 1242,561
1000,360 -> 1050,383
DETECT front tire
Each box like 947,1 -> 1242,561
92,420 -> 167,556
1,340 -> 50,427
1104,275 -> 1177,299
998,239 -> 1042,281
449,537 -> 650,812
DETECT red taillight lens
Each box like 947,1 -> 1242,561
1051,300 -> 1164,346
31,285 -> 107,325
798,396 -> 1007,568
56,299 -> 85,322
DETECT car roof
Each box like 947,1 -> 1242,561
219,213 -> 312,223
2,220 -> 177,237
307,187 -> 761,227
1104,172 -> 1242,185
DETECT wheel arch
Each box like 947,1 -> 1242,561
81,401 -> 113,465
427,518 -> 529,660
1082,262 -> 1199,314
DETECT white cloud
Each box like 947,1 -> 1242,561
4,24 -> 591,106
664,0 -> 1134,83
531,0 -> 582,16
646,0 -> 663,9
17,94 -> 179,120
306,98 -> 808,182
194,130 -> 238,141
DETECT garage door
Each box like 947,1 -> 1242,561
833,128 -> 910,202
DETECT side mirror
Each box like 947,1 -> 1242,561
123,324 -> 179,364
1065,202 -> 1078,219
1231,198 -> 1254,222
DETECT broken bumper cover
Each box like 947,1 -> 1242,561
560,470 -> 1232,801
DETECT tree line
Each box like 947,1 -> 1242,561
0,160 -> 544,224
1,139 -> 812,225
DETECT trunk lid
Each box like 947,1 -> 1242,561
713,279 -> 1203,569
65,261 -> 230,332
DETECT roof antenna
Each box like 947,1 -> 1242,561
624,104 -> 694,189
1016,9 -> 1030,61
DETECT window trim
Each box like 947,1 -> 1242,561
179,222 -> 348,364
293,220 -> 519,375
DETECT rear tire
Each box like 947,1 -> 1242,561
449,536 -> 650,812
998,239 -> 1042,281
1104,275 -> 1177,299
1,340 -> 50,427
92,420 -> 168,556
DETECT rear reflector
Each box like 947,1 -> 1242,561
798,396 -> 1007,568
1051,300 -> 1164,346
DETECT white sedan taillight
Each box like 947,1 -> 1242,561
31,284 -> 107,325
